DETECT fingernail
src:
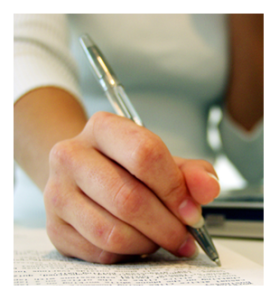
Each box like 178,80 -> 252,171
207,172 -> 219,181
177,235 -> 198,258
178,198 -> 201,226
207,172 -> 221,198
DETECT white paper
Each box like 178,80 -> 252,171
14,226 -> 263,286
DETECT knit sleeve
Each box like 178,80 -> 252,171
218,109 -> 263,184
14,14 -> 82,103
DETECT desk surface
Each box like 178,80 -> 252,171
214,237 -> 263,266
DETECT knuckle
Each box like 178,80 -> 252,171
163,180 -> 185,203
88,111 -> 114,131
103,224 -> 158,255
113,182 -> 145,220
43,181 -> 68,213
49,139 -> 78,169
131,133 -> 165,175
104,225 -> 127,253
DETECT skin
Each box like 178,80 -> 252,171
14,14 -> 263,264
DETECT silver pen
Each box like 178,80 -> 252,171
79,33 -> 221,267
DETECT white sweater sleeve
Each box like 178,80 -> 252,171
14,14 -> 81,103
219,109 -> 263,184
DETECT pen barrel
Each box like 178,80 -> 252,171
105,86 -> 144,126
80,34 -> 144,127
187,225 -> 219,263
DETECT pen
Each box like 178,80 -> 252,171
79,33 -> 221,267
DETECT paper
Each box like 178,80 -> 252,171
14,226 -> 263,286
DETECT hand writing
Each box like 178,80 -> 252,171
44,112 -> 220,263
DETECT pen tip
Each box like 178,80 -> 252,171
214,258 -> 221,267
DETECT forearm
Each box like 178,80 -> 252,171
226,14 -> 263,131
14,87 -> 88,191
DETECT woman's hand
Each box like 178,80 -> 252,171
44,111 -> 220,263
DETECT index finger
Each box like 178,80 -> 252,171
81,112 -> 201,226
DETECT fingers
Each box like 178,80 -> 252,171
46,216 -> 132,264
174,158 -> 221,205
44,176 -> 158,256
50,141 -> 192,256
81,112 -> 201,226
45,112 -> 220,263
47,140 -> 197,258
